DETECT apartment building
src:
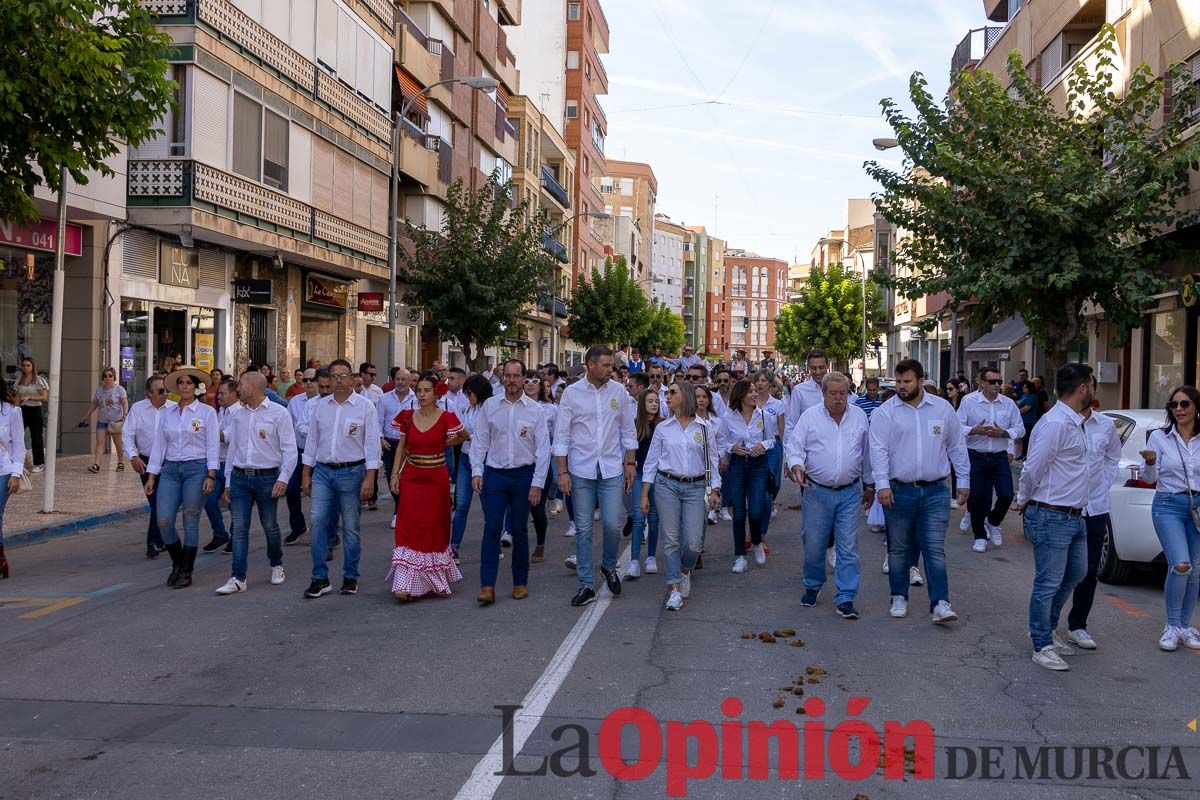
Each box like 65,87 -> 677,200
565,0 -> 611,281
682,226 -> 725,358
651,213 -> 686,314
723,251 -> 787,364
597,160 -> 657,291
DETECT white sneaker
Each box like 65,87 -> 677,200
721,508 -> 733,521
931,600 -> 958,624
731,556 -> 748,574
752,544 -> 767,566
826,547 -> 836,570
959,512 -> 972,532
644,556 -> 658,574
771,507 -> 778,518
882,554 -> 890,574
707,510 -> 719,524
972,539 -> 987,553
1051,631 -> 1076,656
680,571 -> 691,598
625,559 -> 641,580
889,595 -> 908,618
1160,626 -> 1180,651
391,514 -> 397,528
500,531 -> 513,546
665,589 -> 683,611
31,465 -> 44,474
215,577 -> 245,595
564,522 -> 576,538
868,524 -> 884,534
270,566 -> 286,585
1067,629 -> 1097,650
909,566 -> 923,586
949,499 -> 959,509
986,521 -> 1003,547
1032,645 -> 1070,671
1178,626 -> 1200,650
553,499 -> 564,515
593,508 -> 601,521
564,554 -> 577,570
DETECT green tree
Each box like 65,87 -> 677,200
0,1 -> 176,222
567,256 -> 650,347
774,264 -> 882,368
867,27 -> 1200,373
399,174 -> 555,371
635,303 -> 685,355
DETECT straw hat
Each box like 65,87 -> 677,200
163,365 -> 212,394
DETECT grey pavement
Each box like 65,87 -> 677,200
0,482 -> 1198,800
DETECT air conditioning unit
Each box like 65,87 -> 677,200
169,143 -> 186,156
396,304 -> 425,326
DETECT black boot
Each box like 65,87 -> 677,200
0,543 -> 8,579
174,546 -> 198,588
164,542 -> 184,587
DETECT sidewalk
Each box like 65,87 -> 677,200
6,455 -> 149,544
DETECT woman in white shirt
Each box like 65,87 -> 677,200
450,374 -> 493,564
144,367 -> 220,589
641,381 -> 720,611
754,370 -> 787,537
695,385 -> 722,532
0,383 -> 27,579
527,373 -> 560,564
718,379 -> 775,574
1138,385 -> 1200,651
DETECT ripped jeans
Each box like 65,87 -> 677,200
1151,492 -> 1200,630
155,458 -> 209,547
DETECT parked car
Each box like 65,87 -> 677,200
1098,408 -> 1168,584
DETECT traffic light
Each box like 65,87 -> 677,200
742,317 -> 749,329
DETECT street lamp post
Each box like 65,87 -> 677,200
546,210 -> 610,366
387,75 -> 500,369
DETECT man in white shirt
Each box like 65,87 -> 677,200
647,363 -> 669,418
284,369 -> 317,545
957,366 -> 1026,553
871,358 -> 970,624
555,345 -> 638,607
441,366 -> 470,483
123,375 -> 177,559
1015,363 -> 1094,671
300,359 -> 383,599
1063,377 -> 1122,651
358,362 -> 384,407
215,371 -> 297,595
201,378 -> 239,554
785,349 -> 829,439
378,367 -> 417,522
678,346 -> 703,372
471,359 -> 550,604
543,364 -> 566,399
787,371 -> 873,619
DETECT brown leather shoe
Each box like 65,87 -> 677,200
531,545 -> 544,563
512,585 -> 528,600
477,586 -> 496,605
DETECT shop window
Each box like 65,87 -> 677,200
120,300 -> 150,396
263,110 -> 289,190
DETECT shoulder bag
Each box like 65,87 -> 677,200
761,409 -> 778,495
1172,434 -> 1200,530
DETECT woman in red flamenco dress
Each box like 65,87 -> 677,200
387,372 -> 469,600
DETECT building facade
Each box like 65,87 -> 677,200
651,213 -> 685,314
563,0 -> 610,281
597,159 -> 657,292
723,251 -> 787,364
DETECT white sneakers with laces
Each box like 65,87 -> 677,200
972,539 -> 987,553
959,512 -> 972,532
826,547 -> 836,570
270,566 -> 286,585
1032,645 -> 1069,671
215,577 -> 246,595
889,595 -> 908,618
564,522 -> 576,538
644,556 -> 658,574
931,601 -> 958,624
720,508 -> 733,521
625,560 -> 641,580
1051,631 -> 1075,656
985,521 -> 1004,547
752,544 -> 767,566
881,553 -> 890,574
564,554 -> 577,570
731,556 -> 748,574
1067,629 -> 1097,649
909,566 -> 923,586
1160,626 -> 1181,651
665,589 -> 683,611
1178,626 -> 1200,649
679,571 -> 691,598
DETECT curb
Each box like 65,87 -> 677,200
7,504 -> 149,547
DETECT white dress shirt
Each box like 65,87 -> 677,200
378,388 -> 418,440
761,397 -> 786,441
711,390 -> 730,420
1017,400 -> 1089,508
553,377 -> 638,480
147,400 -> 220,474
1139,426 -> 1200,494
678,353 -> 703,371
540,401 -> 558,442
643,416 -> 721,490
224,397 -> 298,486
439,389 -> 469,416
1082,411 -> 1123,516
956,391 -> 1025,453
122,397 -> 178,459
362,383 -> 384,407
785,378 -> 824,438
718,407 -> 778,457
301,392 -> 383,470
0,404 -> 26,476
470,393 -> 550,487
786,403 -> 872,488
869,391 -> 970,490
217,403 -> 240,463
288,393 -> 311,450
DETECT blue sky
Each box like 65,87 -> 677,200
602,0 -> 989,262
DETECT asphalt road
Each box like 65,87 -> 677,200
1,480 -> 1197,800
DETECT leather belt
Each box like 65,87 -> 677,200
660,471 -> 706,484
321,459 -> 366,469
1029,500 -> 1083,517
233,466 -> 280,477
892,478 -> 947,488
407,453 -> 446,468
810,479 -> 858,492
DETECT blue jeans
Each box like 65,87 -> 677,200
481,465 -> 533,588
802,483 -> 862,604
203,461 -> 228,540
654,477 -> 704,585
571,469 -> 624,589
883,480 -> 951,610
967,450 -> 1014,540
309,463 -> 365,581
155,459 -> 208,547
229,468 -> 284,581
0,474 -> 10,545
725,454 -> 767,555
628,468 -> 659,562
1023,503 -> 1087,650
1150,492 -> 1200,629
451,452 -> 483,550
286,449 -> 306,535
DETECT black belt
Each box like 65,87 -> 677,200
968,449 -> 1009,456
1029,500 -> 1083,517
321,459 -> 366,469
892,478 -> 947,488
660,471 -> 706,484
810,479 -> 858,492
233,466 -> 280,477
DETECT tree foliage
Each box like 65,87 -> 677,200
0,1 -> 176,222
774,264 -> 883,367
399,174 -> 555,370
635,303 -> 686,355
567,256 -> 650,347
867,27 -> 1200,372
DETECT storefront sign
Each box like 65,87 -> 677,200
0,217 -> 83,257
160,241 -> 199,288
357,292 -> 384,313
1182,275 -> 1197,308
195,333 -> 215,371
234,279 -> 273,304
120,346 -> 135,383
304,273 -> 349,312
502,337 -> 531,348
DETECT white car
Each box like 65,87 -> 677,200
1099,408 -> 1168,584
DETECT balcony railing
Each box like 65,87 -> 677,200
542,233 -> 569,263
540,165 -> 570,208
128,159 -> 389,262
951,26 -> 1004,76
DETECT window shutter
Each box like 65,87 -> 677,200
122,230 -> 159,281
312,136 -> 334,210
1164,73 -> 1174,127
232,93 -> 263,179
199,249 -> 226,290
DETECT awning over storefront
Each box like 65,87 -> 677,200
966,315 -> 1029,353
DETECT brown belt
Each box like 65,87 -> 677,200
1029,500 -> 1083,517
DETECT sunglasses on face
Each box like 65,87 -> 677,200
667,389 -> 680,395
1169,400 -> 1193,410
986,379 -> 1003,386
524,378 -> 541,385
303,378 -> 314,383
332,373 -> 352,380
152,388 -> 167,395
